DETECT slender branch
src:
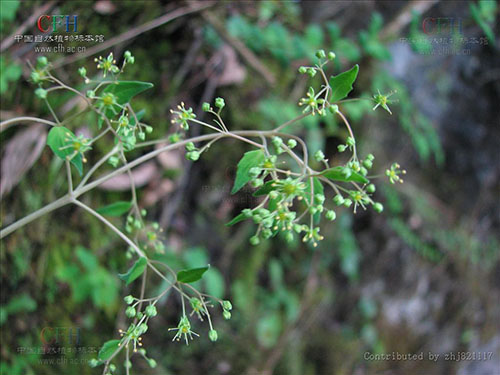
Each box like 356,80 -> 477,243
0,116 -> 57,132
65,160 -> 73,194
0,195 -> 72,238
72,199 -> 146,258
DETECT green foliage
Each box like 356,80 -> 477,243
98,339 -> 121,361
46,126 -> 85,175
231,149 -> 266,194
96,201 -> 132,216
359,13 -> 391,60
56,247 -> 119,313
0,0 -> 19,31
2,43 -> 408,374
118,257 -> 147,285
0,293 -> 37,326
470,0 -> 497,45
176,266 -> 209,283
322,166 -> 369,183
329,64 -> 359,102
0,57 -> 21,94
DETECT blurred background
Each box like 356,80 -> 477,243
0,1 -> 499,374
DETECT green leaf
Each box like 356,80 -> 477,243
253,180 -> 276,196
6,293 -> 37,314
118,257 -> 147,285
99,82 -> 153,124
226,212 -> 248,226
0,58 -> 22,94
102,81 -> 153,105
322,166 -> 369,184
0,0 -> 20,22
177,266 -> 209,283
329,64 -> 359,102
231,150 -> 266,194
46,126 -> 83,175
96,201 -> 132,216
98,339 -> 121,361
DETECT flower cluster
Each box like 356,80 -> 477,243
94,53 -> 120,77
386,162 -> 406,184
170,102 -> 196,130
60,132 -> 92,163
299,87 -> 326,116
372,89 -> 396,115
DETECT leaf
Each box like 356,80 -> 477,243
102,81 -> 153,105
322,166 -> 369,184
177,266 -> 209,284
98,339 -> 121,361
329,64 -> 359,102
96,201 -> 132,216
0,57 -> 22,94
226,212 -> 248,226
118,257 -> 147,285
99,82 -> 153,124
0,0 -> 20,22
253,180 -> 277,196
231,150 -> 266,194
46,126 -> 83,175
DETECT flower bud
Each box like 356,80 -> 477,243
202,102 -> 210,111
223,310 -> 232,320
249,236 -> 260,246
37,56 -> 48,68
333,194 -> 344,206
209,329 -> 218,342
314,150 -> 325,162
215,97 -> 225,109
329,104 -> 339,113
35,88 -> 47,99
325,210 -> 336,221
125,306 -> 136,318
78,67 -> 86,77
124,295 -> 134,304
363,159 -> 373,169
315,49 -> 326,59
145,305 -> 157,317
186,151 -> 200,161
222,300 -> 233,311
373,202 -> 384,213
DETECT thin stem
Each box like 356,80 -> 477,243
72,199 -> 146,258
65,160 -> 73,194
0,195 -> 72,238
274,112 -> 310,132
0,116 -> 57,131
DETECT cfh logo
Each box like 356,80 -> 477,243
40,327 -> 81,345
422,17 -> 463,35
37,15 -> 78,33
